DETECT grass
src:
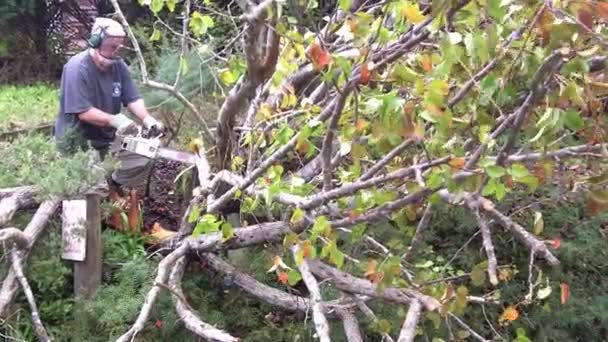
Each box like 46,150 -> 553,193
0,82 -> 59,131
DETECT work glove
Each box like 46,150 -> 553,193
109,113 -> 139,136
143,116 -> 166,136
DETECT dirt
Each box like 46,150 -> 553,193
137,158 -> 192,232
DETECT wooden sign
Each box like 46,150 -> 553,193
61,199 -> 87,261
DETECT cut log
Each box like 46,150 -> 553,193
74,194 -> 102,299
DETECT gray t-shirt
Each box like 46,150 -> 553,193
53,49 -> 140,151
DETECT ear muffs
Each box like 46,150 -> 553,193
88,33 -> 102,48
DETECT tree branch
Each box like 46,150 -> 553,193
308,260 -> 441,311
117,242 -> 190,342
0,199 -> 61,318
0,228 -> 29,249
402,204 -> 434,262
337,307 -> 363,342
0,186 -> 39,227
468,202 -> 499,286
10,249 -> 50,342
168,256 -> 238,341
292,244 -> 331,342
396,300 -> 422,342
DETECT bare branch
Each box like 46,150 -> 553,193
308,260 -> 441,311
0,199 -> 61,318
496,143 -> 608,163
0,186 -> 39,227
0,228 -> 29,249
351,296 -> 395,342
402,204 -> 434,262
361,140 -> 413,180
448,313 -> 490,342
117,243 -> 190,342
292,244 -> 331,342
203,253 -> 315,313
168,256 -> 238,341
468,203 -> 499,286
337,308 -> 363,342
396,300 -> 422,342
10,249 -> 50,342
322,91 -> 350,191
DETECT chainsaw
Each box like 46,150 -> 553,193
112,126 -> 198,165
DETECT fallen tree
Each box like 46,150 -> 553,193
3,0 -> 608,340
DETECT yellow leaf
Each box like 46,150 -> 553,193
448,157 -> 465,169
257,102 -> 273,120
147,222 -> 177,243
402,2 -> 425,24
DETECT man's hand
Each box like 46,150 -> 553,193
143,116 -> 166,135
110,113 -> 139,135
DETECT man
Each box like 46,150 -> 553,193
53,17 -> 164,190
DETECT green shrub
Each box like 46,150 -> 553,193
0,82 -> 59,130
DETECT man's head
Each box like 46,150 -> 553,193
89,18 -> 127,69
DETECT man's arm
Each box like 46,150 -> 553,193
78,107 -> 116,127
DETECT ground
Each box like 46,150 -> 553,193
141,158 -> 191,232
103,158 -> 192,235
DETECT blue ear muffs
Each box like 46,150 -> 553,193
88,33 -> 102,48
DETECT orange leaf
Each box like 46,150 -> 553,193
127,189 -> 140,232
347,17 -> 358,32
296,138 -> 310,155
278,271 -> 289,284
597,3 -> 608,19
402,111 -> 424,141
578,8 -> 594,30
364,260 -> 377,278
307,41 -> 331,70
501,306 -> 519,321
537,7 -> 554,45
155,319 -> 163,329
448,157 -> 465,169
420,54 -> 433,72
302,240 -> 312,258
148,222 -> 177,243
355,119 -> 369,133
360,63 -> 370,85
560,282 -> 570,304
551,238 -> 561,249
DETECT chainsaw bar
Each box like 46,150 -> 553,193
157,147 -> 197,165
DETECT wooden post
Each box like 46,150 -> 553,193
73,194 -> 102,299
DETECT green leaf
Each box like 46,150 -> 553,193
485,165 -> 506,178
563,109 -> 584,131
350,223 -> 366,242
192,214 -> 221,238
221,222 -> 234,242
338,0 -> 351,11
166,0 -> 176,12
290,208 -> 305,225
287,269 -> 302,286
188,205 -> 200,223
149,27 -> 161,41
189,11 -> 214,36
150,0 -> 164,13
180,56 -> 189,76
219,69 -> 236,85
509,164 -> 530,179
537,285 -> 552,300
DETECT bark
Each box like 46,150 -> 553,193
0,186 -> 39,226
396,300 -> 422,342
292,245 -> 331,342
307,260 -> 441,311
